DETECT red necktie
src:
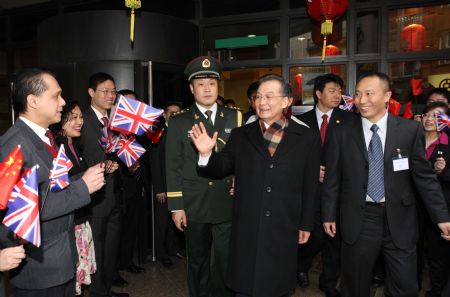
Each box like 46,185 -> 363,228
45,130 -> 58,150
320,114 -> 328,145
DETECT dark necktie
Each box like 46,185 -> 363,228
319,114 -> 328,144
45,130 -> 58,150
367,124 -> 385,202
205,110 -> 213,126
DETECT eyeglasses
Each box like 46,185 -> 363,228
252,94 -> 286,102
96,89 -> 117,97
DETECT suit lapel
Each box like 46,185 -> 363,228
16,119 -> 53,171
350,116 -> 368,161
244,121 -> 271,160
214,105 -> 227,136
384,114 -> 399,163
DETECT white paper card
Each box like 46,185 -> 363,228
393,158 -> 409,171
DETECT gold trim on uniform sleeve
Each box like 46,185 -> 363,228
167,191 -> 183,198
237,111 -> 243,127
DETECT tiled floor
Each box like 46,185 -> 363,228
111,255 -> 430,297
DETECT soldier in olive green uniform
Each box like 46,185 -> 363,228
166,56 -> 242,297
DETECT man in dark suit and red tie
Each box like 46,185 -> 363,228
322,71 -> 450,297
297,73 -> 355,297
0,68 -> 105,297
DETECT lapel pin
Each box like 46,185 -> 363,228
194,114 -> 199,120
220,112 -> 224,118
336,120 -> 340,124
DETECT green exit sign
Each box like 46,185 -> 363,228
215,35 -> 269,49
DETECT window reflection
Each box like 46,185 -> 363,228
389,4 -> 450,53
289,65 -> 347,105
290,18 -> 346,58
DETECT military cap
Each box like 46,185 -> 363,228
184,56 -> 222,82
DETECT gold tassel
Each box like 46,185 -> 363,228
321,20 -> 333,63
130,9 -> 135,43
125,0 -> 141,43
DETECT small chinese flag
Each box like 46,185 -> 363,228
388,98 -> 401,116
411,78 -> 424,96
0,145 -> 23,209
403,101 -> 414,119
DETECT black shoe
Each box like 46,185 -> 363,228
324,289 -> 341,297
126,264 -> 145,273
297,272 -> 309,288
372,274 -> 384,288
112,275 -> 128,287
160,258 -> 174,268
110,291 -> 129,297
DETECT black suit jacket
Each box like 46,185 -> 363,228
429,141 -> 450,210
0,118 -> 91,289
322,114 -> 450,249
150,129 -> 167,194
56,135 -> 92,224
297,107 -> 356,214
198,118 -> 321,297
79,107 -> 118,217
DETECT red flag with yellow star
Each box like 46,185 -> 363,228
0,145 -> 23,209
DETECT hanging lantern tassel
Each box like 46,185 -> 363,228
321,20 -> 333,63
125,0 -> 141,43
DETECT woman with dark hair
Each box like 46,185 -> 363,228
420,101 -> 450,297
51,101 -> 96,295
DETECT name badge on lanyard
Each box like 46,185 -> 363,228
393,148 -> 409,172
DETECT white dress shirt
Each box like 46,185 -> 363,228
315,108 -> 334,128
91,105 -> 108,124
196,103 -> 218,125
19,116 -> 52,146
362,110 -> 388,202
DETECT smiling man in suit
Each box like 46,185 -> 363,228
322,71 -> 450,297
190,74 -> 320,297
0,68 -> 105,297
79,72 -> 125,297
297,73 -> 355,297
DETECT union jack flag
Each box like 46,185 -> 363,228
99,123 -> 119,154
116,134 -> 146,167
109,95 -> 164,136
3,165 -> 41,247
435,112 -> 450,132
49,146 -> 74,192
340,94 -> 354,111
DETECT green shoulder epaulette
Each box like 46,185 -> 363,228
223,105 -> 242,111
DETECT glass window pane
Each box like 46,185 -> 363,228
356,11 -> 379,54
289,65 -> 347,105
290,0 -> 306,9
388,60 -> 450,105
204,21 -> 280,61
290,18 -> 347,59
388,4 -> 450,53
356,63 -> 378,79
203,0 -> 280,18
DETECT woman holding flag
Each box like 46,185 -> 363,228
51,101 -> 97,295
420,101 -> 450,297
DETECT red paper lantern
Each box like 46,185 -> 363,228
294,74 -> 302,97
325,45 -> 341,74
400,24 -> 426,52
312,21 -> 342,47
306,0 -> 349,62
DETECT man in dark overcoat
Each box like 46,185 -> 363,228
190,73 -> 320,297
